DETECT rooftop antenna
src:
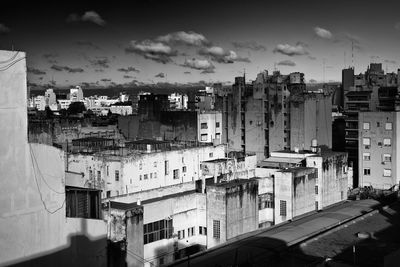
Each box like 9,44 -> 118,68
351,40 -> 354,69
344,51 -> 346,68
323,58 -> 326,83
274,62 -> 277,71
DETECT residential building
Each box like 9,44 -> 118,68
343,64 -> 399,187
225,71 -> 332,163
358,111 -> 400,189
70,85 -> 84,102
198,111 -> 223,143
67,141 -> 226,198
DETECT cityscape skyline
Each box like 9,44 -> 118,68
1,0 -> 400,89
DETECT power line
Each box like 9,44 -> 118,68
0,57 -> 26,72
0,51 -> 19,64
29,144 -> 65,214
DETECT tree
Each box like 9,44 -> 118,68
67,102 -> 86,115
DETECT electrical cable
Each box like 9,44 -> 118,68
0,57 -> 26,72
0,51 -> 19,64
29,144 -> 66,214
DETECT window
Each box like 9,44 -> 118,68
383,154 -> 391,162
106,190 -> 111,198
201,123 -> 208,129
258,193 -> 274,209
363,122 -> 370,130
178,230 -> 185,240
362,138 -> 371,146
280,200 -> 287,216
209,152 -> 213,158
66,187 -> 101,219
115,170 -> 119,181
173,169 -> 179,179
143,219 -> 173,244
199,226 -> 207,235
182,166 -> 187,173
213,220 -> 220,239
187,227 -> 194,237
315,201 -> 319,211
154,172 -> 157,179
384,138 -> 391,146
385,122 -> 392,130
165,160 -> 169,175
139,175 -> 142,180
201,134 -> 208,141
139,162 -> 142,170
377,122 -> 380,127
106,166 -> 109,176
315,185 -> 318,195
364,168 -> 371,176
384,169 -> 392,177
216,133 -> 221,140
97,170 -> 101,180
216,122 -> 220,128
363,152 -> 371,161
150,173 -> 153,179
144,174 -> 148,180
154,161 -> 157,167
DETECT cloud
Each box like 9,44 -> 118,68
0,23 -> 10,34
89,57 -> 110,68
182,58 -> 215,73
309,79 -> 318,83
232,41 -> 267,51
200,69 -> 215,74
199,46 -> 250,63
314,27 -> 333,39
67,11 -> 106,26
125,40 -> 177,64
76,41 -> 100,49
155,72 -> 165,78
395,22 -> 400,30
384,59 -> 397,64
277,60 -> 296,66
101,78 -> 112,82
123,75 -> 134,79
273,43 -> 309,56
157,31 -> 210,47
184,71 -> 191,74
28,67 -> 46,75
50,65 -> 84,73
308,55 -> 317,60
117,66 -> 140,73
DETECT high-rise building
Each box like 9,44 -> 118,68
225,71 -> 332,162
343,63 -> 399,187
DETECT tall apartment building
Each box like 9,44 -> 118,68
343,64 -> 399,187
225,71 -> 332,162
358,111 -> 400,189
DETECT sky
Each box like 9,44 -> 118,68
1,0 -> 400,88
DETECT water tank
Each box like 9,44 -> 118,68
311,139 -> 318,152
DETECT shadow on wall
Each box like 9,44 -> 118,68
5,219 -> 107,267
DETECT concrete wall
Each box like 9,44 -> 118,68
257,177 -> 274,226
358,112 -> 399,189
206,186 -> 227,248
306,152 -> 348,209
274,168 -> 316,224
225,180 -> 258,239
245,97 -> 265,161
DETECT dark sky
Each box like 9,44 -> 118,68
1,0 -> 399,87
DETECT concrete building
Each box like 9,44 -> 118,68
0,50 -> 107,267
343,64 -> 399,187
225,71 -> 332,163
206,179 -> 259,248
358,111 -> 400,189
197,111 -> 223,143
274,167 -> 317,224
67,141 -> 226,198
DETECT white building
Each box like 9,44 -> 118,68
198,111 -> 223,143
169,93 -> 188,110
70,85 -> 84,101
358,111 -> 400,189
67,142 -> 226,198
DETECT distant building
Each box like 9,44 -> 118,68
358,111 -> 400,189
198,111 -> 223,143
70,85 -> 84,102
226,70 -> 332,162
